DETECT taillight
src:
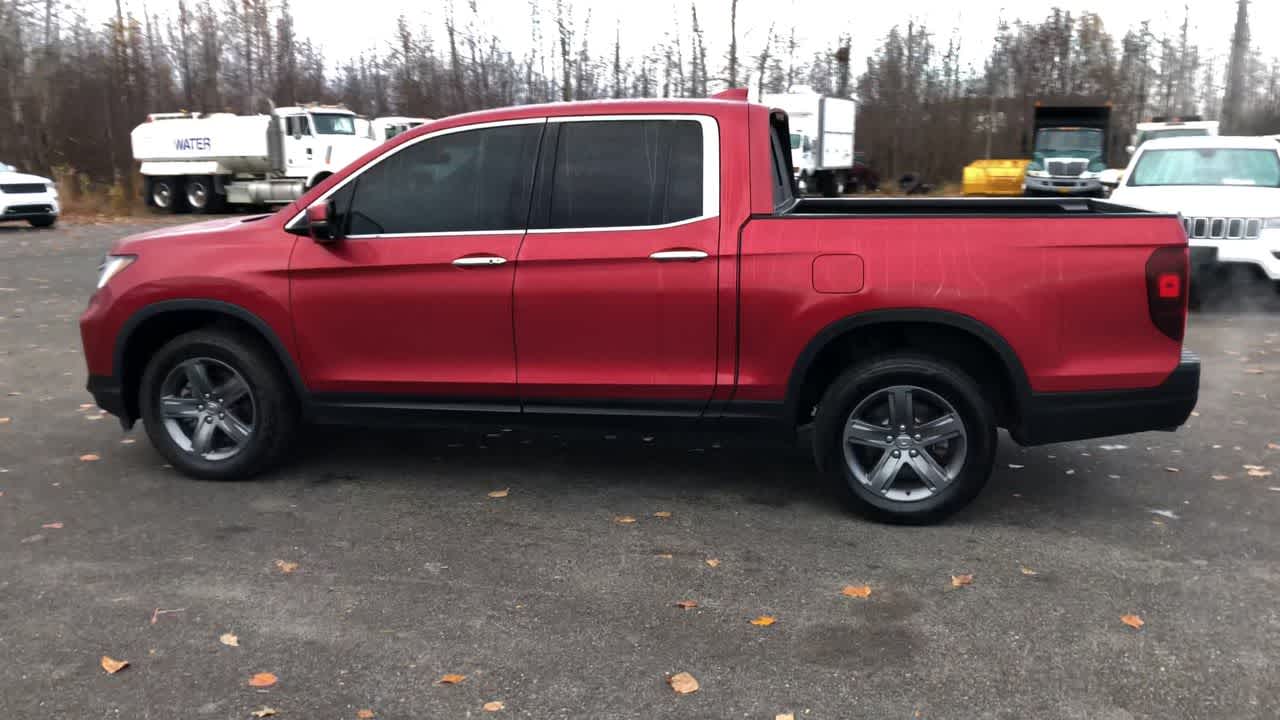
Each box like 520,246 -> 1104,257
1146,246 -> 1188,342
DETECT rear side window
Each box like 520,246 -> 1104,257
548,120 -> 704,229
345,123 -> 542,236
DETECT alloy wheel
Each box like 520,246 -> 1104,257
158,358 -> 256,461
841,385 -> 968,502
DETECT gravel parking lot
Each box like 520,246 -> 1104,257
2,219 -> 1279,719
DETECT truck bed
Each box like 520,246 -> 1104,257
783,197 -> 1160,216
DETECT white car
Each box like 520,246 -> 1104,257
1106,135 -> 1280,286
0,164 -> 59,227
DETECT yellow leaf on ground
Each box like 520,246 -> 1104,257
41,521 -> 63,529
100,655 -> 129,674
487,488 -> 509,498
675,599 -> 698,609
1268,442 -> 1280,450
614,515 -> 637,524
1020,567 -> 1039,576
219,632 -> 239,647
0,417 -> 10,424
1248,468 -> 1273,478
1120,614 -> 1144,629
841,584 -> 872,598
1245,368 -> 1265,374
653,511 -> 672,518
251,708 -> 277,718
482,701 -> 505,712
668,671 -> 699,694
438,673 -> 466,685
357,710 -> 375,719
79,453 -> 100,462
274,559 -> 298,574
705,558 -> 720,568
655,552 -> 674,559
776,714 -> 796,720
1244,464 -> 1266,470
750,615 -> 776,626
1212,474 -> 1230,481
951,574 -> 974,588
248,672 -> 278,687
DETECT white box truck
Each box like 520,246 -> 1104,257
130,104 -> 379,212
761,86 -> 856,196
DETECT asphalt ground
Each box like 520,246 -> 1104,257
2,218 -> 1279,719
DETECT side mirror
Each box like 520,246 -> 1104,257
1098,168 -> 1123,188
1125,144 -> 1137,155
306,202 -> 340,243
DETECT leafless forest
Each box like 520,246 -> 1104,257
1,0 -> 1278,200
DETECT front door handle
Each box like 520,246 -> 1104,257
452,255 -> 508,267
649,249 -> 709,261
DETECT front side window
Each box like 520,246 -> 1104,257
342,123 -> 542,235
548,120 -> 704,229
1130,148 -> 1280,188
311,114 -> 357,136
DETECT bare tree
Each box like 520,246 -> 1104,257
1222,0 -> 1249,131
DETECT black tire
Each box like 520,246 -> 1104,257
139,329 -> 299,481
28,215 -> 56,228
151,177 -> 185,213
812,354 -> 998,524
185,175 -> 223,214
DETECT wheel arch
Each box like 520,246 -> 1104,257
785,309 -> 1032,429
113,300 -> 307,422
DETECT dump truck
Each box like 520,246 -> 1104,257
1022,100 -> 1115,197
761,86 -> 857,196
130,104 -> 378,212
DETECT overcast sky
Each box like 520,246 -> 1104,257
111,0 -> 1278,74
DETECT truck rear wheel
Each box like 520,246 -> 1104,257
812,354 -> 997,524
151,177 -> 184,213
185,176 -> 224,214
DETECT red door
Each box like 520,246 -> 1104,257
513,117 -> 720,411
289,120 -> 544,400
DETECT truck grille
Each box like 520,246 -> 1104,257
1183,216 -> 1262,240
1047,160 -> 1086,176
1,183 -> 46,194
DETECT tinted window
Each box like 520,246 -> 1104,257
548,120 -> 703,229
770,122 -> 794,208
345,123 -> 542,235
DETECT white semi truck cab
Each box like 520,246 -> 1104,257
130,104 -> 379,212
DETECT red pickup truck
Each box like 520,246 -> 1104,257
80,91 -> 1199,523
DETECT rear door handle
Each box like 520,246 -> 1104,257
452,255 -> 508,267
649,249 -> 708,261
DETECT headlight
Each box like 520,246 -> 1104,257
1264,218 -> 1280,229
1080,171 -> 1100,179
46,183 -> 57,196
96,255 -> 135,289
1026,169 -> 1048,178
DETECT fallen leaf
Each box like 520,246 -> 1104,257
750,615 -> 776,626
614,515 -> 637,524
0,417 -> 10,424
1020,567 -> 1039,576
274,559 -> 298,574
1120,614 -> 1144,629
1190,411 -> 1200,417
487,488 -> 509,498
248,672 -> 278,687
41,521 -> 63,529
1164,467 -> 1180,473
653,511 -> 672,518
219,632 -> 239,647
78,453 -> 100,462
1098,444 -> 1128,451
667,671 -> 699,694
705,558 -> 720,568
251,709 -> 277,718
654,552 -> 673,559
482,701 -> 505,712
776,714 -> 796,720
438,673 -> 466,685
1268,443 -> 1280,450
841,584 -> 872,598
1245,368 -> 1265,374
79,403 -> 94,410
951,574 -> 974,588
100,655 -> 129,674
1247,468 -> 1273,478
675,599 -> 699,609
1149,509 -> 1179,520
1244,464 -> 1266,470
85,414 -> 105,421
120,438 -> 136,445
357,710 -> 375,719
1232,391 -> 1246,396
1212,474 -> 1230,481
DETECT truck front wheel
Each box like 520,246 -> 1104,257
812,354 -> 997,524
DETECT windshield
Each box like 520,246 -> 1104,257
789,133 -> 802,150
1035,128 -> 1104,155
1130,148 -> 1280,187
311,113 -> 357,135
1135,128 -> 1209,147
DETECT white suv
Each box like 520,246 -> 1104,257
1107,136 -> 1280,286
0,163 -> 59,228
